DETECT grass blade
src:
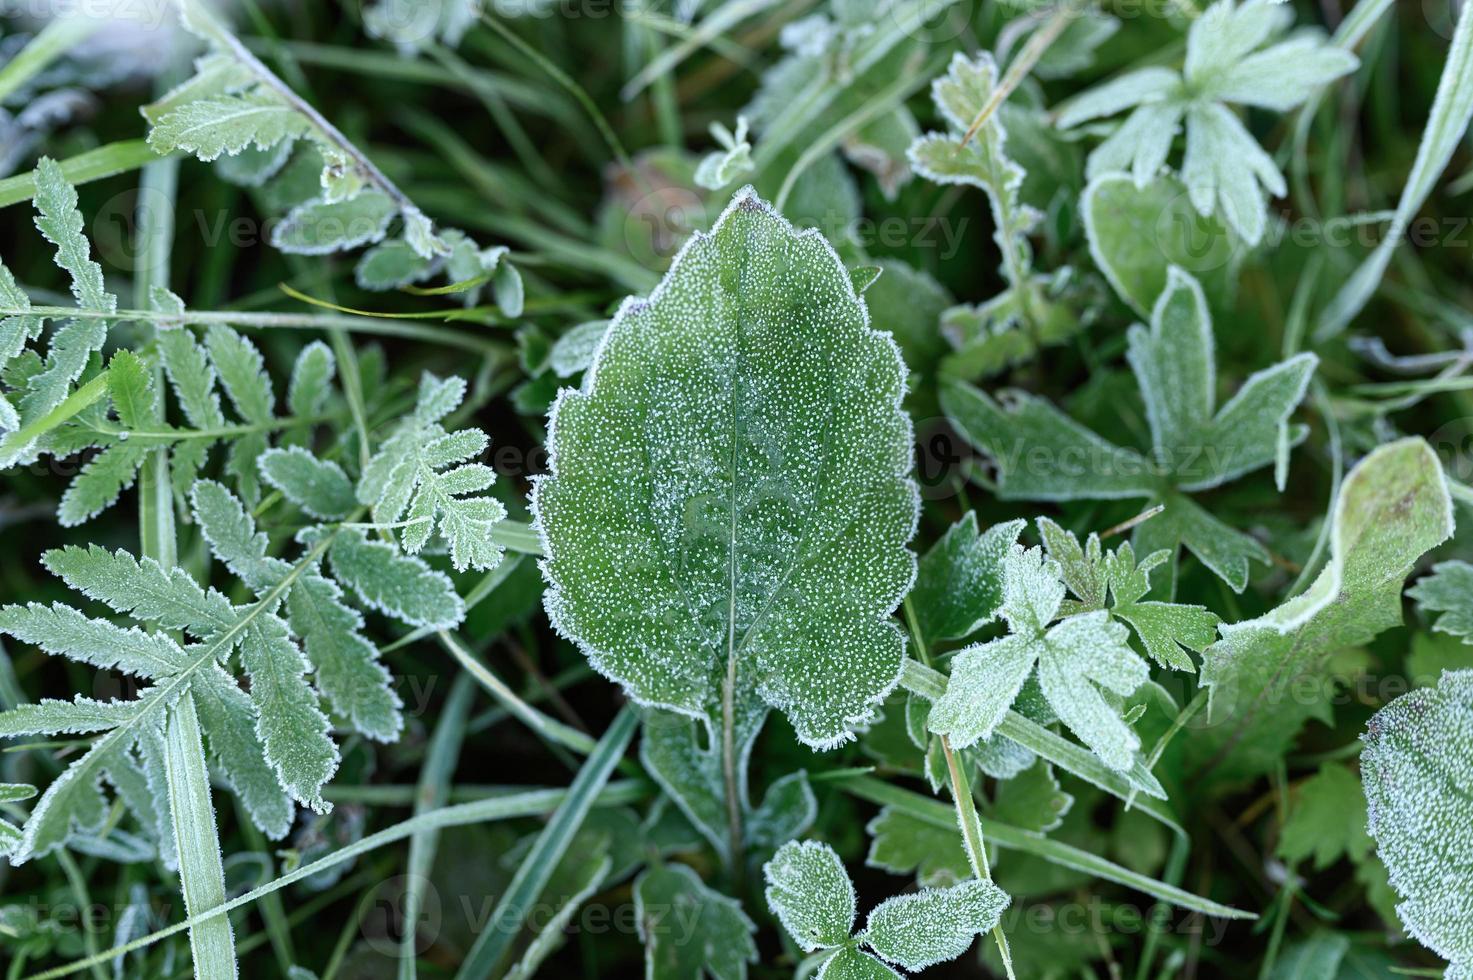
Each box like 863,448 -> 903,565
24,781 -> 649,980
842,776 -> 1253,921
165,694 -> 238,980
1317,0 -> 1473,338
400,673 -> 476,979
453,704 -> 639,980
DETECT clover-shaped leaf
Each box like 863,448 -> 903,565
943,266 -> 1315,591
764,840 -> 1008,977
534,188 -> 918,751
1058,0 -> 1357,244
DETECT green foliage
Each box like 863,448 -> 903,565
1277,763 -> 1371,871
1362,669 -> 1473,979
1197,438 -> 1454,783
764,839 -> 1008,976
635,863 -> 757,980
944,267 -> 1315,591
1,0 -> 1470,976
929,544 -> 1151,772
1058,0 -> 1357,244
358,372 -> 507,573
1409,561 -> 1473,644
535,188 -> 917,750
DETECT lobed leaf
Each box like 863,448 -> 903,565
534,188 -> 917,750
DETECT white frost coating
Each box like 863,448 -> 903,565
861,878 -> 1009,971
1218,438 -> 1454,641
1362,669 -> 1473,977
765,839 -> 1007,976
1055,0 -> 1357,245
929,546 -> 1150,772
533,186 -> 919,751
764,839 -> 857,952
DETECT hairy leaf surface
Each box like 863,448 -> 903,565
534,188 -> 918,750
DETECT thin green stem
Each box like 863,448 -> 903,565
0,304 -> 505,355
23,782 -> 649,980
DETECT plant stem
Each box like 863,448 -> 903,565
28,782 -> 650,980
0,304 -> 504,355
722,648 -> 743,881
178,0 -> 418,217
959,3 -> 1077,147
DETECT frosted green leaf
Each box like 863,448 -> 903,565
0,535 -> 366,857
548,320 -> 610,379
640,704 -> 764,862
989,760 -> 1073,833
907,53 -> 1038,294
864,806 -> 970,887
0,160 -> 114,464
1105,542 -> 1219,671
533,188 -> 917,750
745,770 -> 817,856
259,447 -> 356,521
33,157 -> 115,315
1058,0 -> 1356,244
354,238 -> 437,291
1278,763 -> 1371,870
365,0 -> 476,52
818,948 -> 900,980
234,614 -> 338,809
158,327 -> 225,432
911,515 -> 1025,643
321,528 -> 464,630
204,323 -> 273,422
357,372 -> 506,572
1081,173 -> 1243,317
0,604 -> 187,679
286,340 -> 335,418
59,440 -> 149,528
57,350 -> 158,526
1409,562 -> 1473,644
1197,438 -> 1455,783
191,480 -> 402,741
635,863 -> 758,980
943,267 -> 1314,591
140,52 -> 256,126
931,546 -> 1151,772
271,191 -> 398,255
1362,669 -> 1473,979
694,117 -> 755,191
148,91 -> 311,162
861,878 -> 1009,971
764,840 -> 856,951
205,323 -> 275,502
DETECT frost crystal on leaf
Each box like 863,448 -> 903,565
1057,0 -> 1358,244
943,266 -> 1315,592
929,545 -> 1152,772
763,839 -> 1007,975
533,187 -> 918,750
1361,669 -> 1473,978
357,372 -> 507,574
1198,438 -> 1455,782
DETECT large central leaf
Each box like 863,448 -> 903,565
534,188 -> 918,749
